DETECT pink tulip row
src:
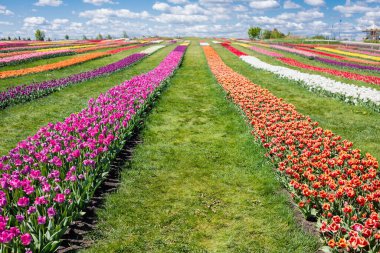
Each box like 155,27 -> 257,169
0,45 -> 187,253
249,45 -> 283,58
271,44 -> 316,58
0,50 -> 74,66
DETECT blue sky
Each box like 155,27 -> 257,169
0,0 -> 379,40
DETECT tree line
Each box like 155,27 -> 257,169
248,27 -> 286,40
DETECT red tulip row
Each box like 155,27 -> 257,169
203,44 -> 380,252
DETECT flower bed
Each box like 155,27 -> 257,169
0,50 -> 75,66
315,56 -> 380,72
203,44 -> 380,253
277,57 -> 380,86
271,44 -> 316,58
221,43 -> 380,111
0,45 -> 164,110
0,52 -> 109,79
237,43 -> 284,57
316,47 -> 380,62
0,45 -> 187,253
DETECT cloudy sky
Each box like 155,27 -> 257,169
0,0 -> 379,40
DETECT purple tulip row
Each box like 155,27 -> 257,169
0,50 -> 75,66
314,56 -> 380,72
0,52 -> 148,110
0,45 -> 187,252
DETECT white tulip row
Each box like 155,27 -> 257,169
240,55 -> 380,110
212,41 -> 222,44
140,45 -> 166,55
200,42 -> 209,46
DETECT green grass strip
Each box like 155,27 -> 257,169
81,40 -> 319,253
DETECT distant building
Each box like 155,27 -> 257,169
363,25 -> 380,41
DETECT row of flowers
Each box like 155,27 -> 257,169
0,44 -> 187,252
223,43 -> 380,111
0,43 -> 88,53
293,45 -> 380,66
0,50 -> 75,67
314,56 -> 380,72
0,45 -> 164,110
269,45 -> 380,72
339,47 -> 380,57
316,47 -> 380,62
0,51 -> 110,79
204,44 -> 380,253
270,44 -> 316,58
73,43 -> 128,54
237,43 -> 283,58
277,57 -> 380,86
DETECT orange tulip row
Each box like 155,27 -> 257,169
202,45 -> 379,252
0,52 -> 109,79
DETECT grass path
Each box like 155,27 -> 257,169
81,42 -> 319,253
0,45 -> 175,155
212,43 -> 380,160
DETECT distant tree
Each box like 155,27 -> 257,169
106,34 -> 112,39
248,26 -> 261,40
262,30 -> 272,39
7,36 -> 11,41
270,28 -> 285,39
47,37 -> 51,41
122,31 -> 128,38
64,34 -> 69,40
311,35 -> 327,40
82,35 -> 88,40
35,29 -> 45,41
27,37 -> 31,41
96,33 -> 103,40
18,36 -> 21,40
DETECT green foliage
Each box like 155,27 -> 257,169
64,34 -> 69,40
310,35 -> 327,40
248,26 -> 261,40
262,30 -> 272,39
122,31 -> 128,38
82,35 -> 88,40
35,29 -> 45,41
270,28 -> 285,39
96,33 -> 103,40
106,34 -> 112,39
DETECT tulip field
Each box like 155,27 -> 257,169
0,38 -> 379,253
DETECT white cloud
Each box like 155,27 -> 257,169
23,16 -> 48,27
0,5 -> 14,15
304,0 -> 324,6
249,0 -> 280,9
34,0 -> 63,7
79,8 -> 149,19
83,0 -> 117,6
155,13 -> 209,23
0,21 -> 12,25
233,5 -> 248,11
284,0 -> 301,9
153,2 -> 171,11
168,0 -> 188,4
333,3 -> 375,17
